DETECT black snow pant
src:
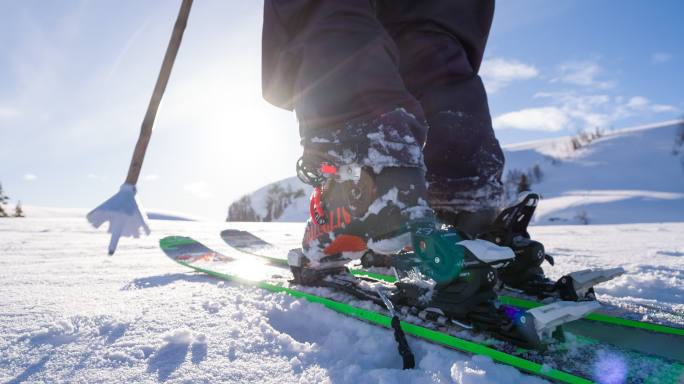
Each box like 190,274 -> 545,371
262,0 -> 505,213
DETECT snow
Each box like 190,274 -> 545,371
20,205 -> 88,218
146,210 -> 199,222
368,232 -> 412,255
504,120 -> 684,224
22,205 -> 198,221
1,216 -> 683,383
241,177 -> 313,222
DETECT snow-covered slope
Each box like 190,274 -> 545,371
226,178 -> 312,222
19,205 -> 88,218
1,218 -> 682,383
504,120 -> 684,224
145,210 -> 199,222
18,205 -> 198,221
229,120 -> 684,224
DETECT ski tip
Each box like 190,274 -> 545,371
159,236 -> 197,250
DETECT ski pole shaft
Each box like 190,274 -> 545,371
376,287 -> 415,369
391,316 -> 415,369
125,0 -> 193,185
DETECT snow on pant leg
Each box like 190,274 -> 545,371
376,0 -> 505,213
262,0 -> 427,171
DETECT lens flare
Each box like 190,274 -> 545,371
593,351 -> 628,384
501,305 -> 525,324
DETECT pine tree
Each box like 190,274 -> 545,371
0,182 -> 9,217
676,121 -> 684,151
14,201 -> 24,218
517,174 -> 531,194
531,164 -> 543,183
227,195 -> 260,222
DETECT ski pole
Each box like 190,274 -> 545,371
376,288 -> 415,369
87,0 -> 193,254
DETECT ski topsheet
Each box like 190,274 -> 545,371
160,235 -> 684,384
219,229 -> 684,340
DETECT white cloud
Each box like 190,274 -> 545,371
480,58 -> 539,92
622,96 -> 677,114
144,174 -> 159,181
651,52 -> 672,64
498,92 -> 680,133
23,173 -> 37,181
652,104 -> 678,113
555,61 -> 614,89
183,181 -> 213,199
626,96 -> 650,110
534,92 -> 613,128
535,92 -> 610,108
493,107 -> 570,132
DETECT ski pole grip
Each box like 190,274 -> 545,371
125,0 -> 193,185
391,316 -> 415,369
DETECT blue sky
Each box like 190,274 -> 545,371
1,0 -> 682,219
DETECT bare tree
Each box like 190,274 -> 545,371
575,211 -> 589,225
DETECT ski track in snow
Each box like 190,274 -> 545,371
1,218 -> 683,383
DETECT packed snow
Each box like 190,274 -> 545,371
1,216 -> 683,383
20,205 -> 198,222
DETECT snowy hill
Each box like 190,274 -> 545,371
19,205 -> 88,218
17,205 -> 199,221
503,120 -> 684,224
228,120 -> 684,224
226,177 -> 312,222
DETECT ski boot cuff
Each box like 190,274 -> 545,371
300,108 -> 428,172
435,208 -> 498,238
427,173 -> 503,214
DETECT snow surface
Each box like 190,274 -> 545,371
234,120 -> 684,224
1,216 -> 683,383
21,205 -> 198,222
504,120 -> 684,224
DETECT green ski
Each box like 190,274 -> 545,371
219,228 -> 684,342
160,235 -> 684,384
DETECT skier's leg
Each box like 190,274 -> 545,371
262,0 -> 433,276
263,0 -> 427,147
376,0 -> 505,236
